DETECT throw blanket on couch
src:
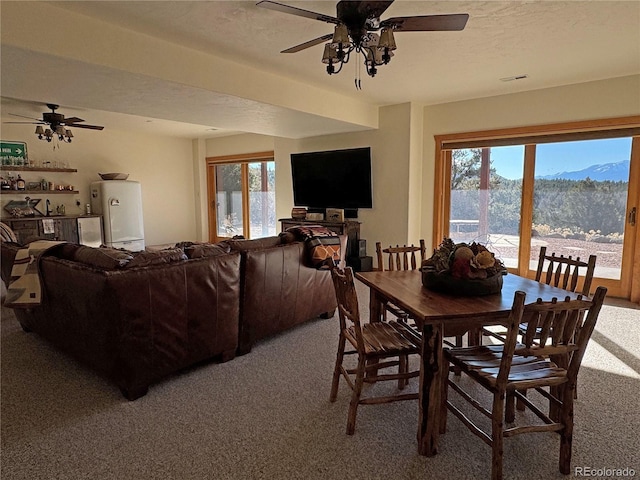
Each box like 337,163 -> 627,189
286,225 -> 341,270
4,240 -> 65,308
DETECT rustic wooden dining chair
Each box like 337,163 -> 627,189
483,247 -> 597,404
374,240 -> 426,323
329,266 -> 421,435
440,286 -> 607,480
376,240 -> 465,349
482,246 -> 597,344
375,239 -> 426,324
376,240 -> 426,273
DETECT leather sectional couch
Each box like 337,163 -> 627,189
1,233 -> 343,399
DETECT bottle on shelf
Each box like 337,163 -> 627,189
16,175 -> 25,190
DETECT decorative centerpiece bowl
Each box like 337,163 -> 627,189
421,238 -> 507,296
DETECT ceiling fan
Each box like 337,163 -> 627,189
5,103 -> 104,143
257,0 -> 469,84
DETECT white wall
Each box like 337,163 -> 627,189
7,75 -> 635,254
201,104 -> 423,262
421,74 -> 640,248
1,124 -> 196,246
267,103 -> 417,258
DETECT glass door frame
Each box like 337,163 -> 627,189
433,116 -> 640,301
206,151 -> 274,243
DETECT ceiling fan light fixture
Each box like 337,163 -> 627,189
322,43 -> 340,74
35,124 -> 74,144
4,103 -> 103,145
257,0 -> 470,86
322,43 -> 338,63
365,47 -> 381,65
378,28 -> 396,50
331,24 -> 350,46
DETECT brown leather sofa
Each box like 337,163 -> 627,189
1,242 -> 241,400
228,235 -> 342,354
0,233 -> 342,399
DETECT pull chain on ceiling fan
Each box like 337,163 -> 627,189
257,0 -> 469,85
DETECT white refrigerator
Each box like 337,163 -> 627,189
90,180 -> 145,251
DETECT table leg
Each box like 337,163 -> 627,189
417,322 -> 443,456
368,288 -> 383,323
467,327 -> 481,346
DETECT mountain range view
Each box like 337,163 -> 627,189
535,160 -> 630,182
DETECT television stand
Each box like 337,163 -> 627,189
279,218 -> 361,260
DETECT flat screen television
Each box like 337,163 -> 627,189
291,147 -> 373,215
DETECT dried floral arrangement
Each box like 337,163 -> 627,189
422,238 -> 506,280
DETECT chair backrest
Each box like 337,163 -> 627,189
534,246 -> 597,296
330,267 -> 365,352
376,240 -> 426,271
498,286 -> 607,387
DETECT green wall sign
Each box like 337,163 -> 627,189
1,141 -> 28,166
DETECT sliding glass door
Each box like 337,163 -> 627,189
435,118 -> 640,299
530,138 -> 632,280
206,152 -> 275,242
448,146 -> 524,270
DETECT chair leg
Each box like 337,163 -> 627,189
559,385 -> 576,474
398,354 -> 408,389
346,356 -> 366,435
440,360 -> 450,434
516,389 -> 527,411
330,335 -> 346,402
491,391 -> 506,480
453,334 -> 463,376
505,391 -> 515,423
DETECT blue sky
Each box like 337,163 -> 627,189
490,137 -> 632,180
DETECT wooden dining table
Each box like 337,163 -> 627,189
354,270 -> 585,457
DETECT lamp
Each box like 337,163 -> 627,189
35,124 -> 72,143
322,23 -> 397,78
378,28 -> 396,64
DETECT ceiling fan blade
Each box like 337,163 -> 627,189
381,13 -> 469,32
8,112 -> 43,122
63,117 -> 86,124
3,121 -> 45,125
282,33 -> 333,53
69,123 -> 104,131
257,1 -> 338,24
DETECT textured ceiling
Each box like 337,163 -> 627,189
2,1 -> 639,138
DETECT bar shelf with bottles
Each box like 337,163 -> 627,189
1,164 -> 79,195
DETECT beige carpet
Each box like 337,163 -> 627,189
1,282 -> 639,480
